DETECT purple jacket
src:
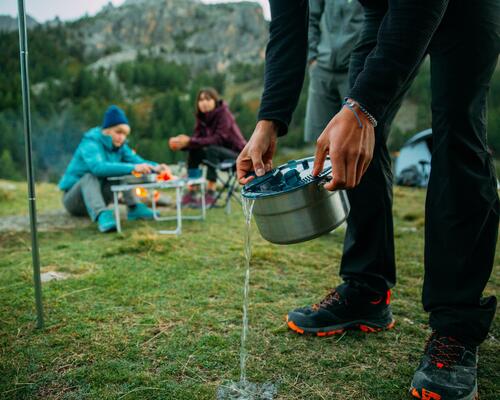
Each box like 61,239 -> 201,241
187,101 -> 247,153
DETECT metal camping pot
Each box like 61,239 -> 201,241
241,156 -> 350,245
108,173 -> 158,185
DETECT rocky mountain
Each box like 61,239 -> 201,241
70,0 -> 268,73
0,14 -> 38,32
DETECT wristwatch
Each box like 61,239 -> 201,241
344,98 -> 378,127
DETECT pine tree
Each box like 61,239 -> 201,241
0,149 -> 20,180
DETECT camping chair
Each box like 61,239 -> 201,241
202,158 -> 241,214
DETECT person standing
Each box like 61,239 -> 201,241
304,0 -> 363,143
237,1 -> 499,398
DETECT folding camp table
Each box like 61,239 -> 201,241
109,177 -> 206,235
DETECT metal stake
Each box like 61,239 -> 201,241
17,0 -> 44,329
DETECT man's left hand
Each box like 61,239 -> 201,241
313,105 -> 375,191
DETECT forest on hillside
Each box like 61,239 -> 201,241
1,25 -> 500,182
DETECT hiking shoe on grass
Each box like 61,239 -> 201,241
410,332 -> 478,400
198,191 -> 217,208
286,284 -> 395,336
181,192 -> 198,208
97,210 -> 117,233
127,203 -> 156,220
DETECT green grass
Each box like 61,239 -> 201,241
0,182 -> 498,399
0,180 -> 62,217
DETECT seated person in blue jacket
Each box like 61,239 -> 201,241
59,105 -> 169,232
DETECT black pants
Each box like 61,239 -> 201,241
342,1 -> 499,346
187,146 -> 238,182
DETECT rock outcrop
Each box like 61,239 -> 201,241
76,0 -> 268,73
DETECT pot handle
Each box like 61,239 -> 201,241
243,169 -> 281,191
315,164 -> 332,187
317,174 -> 332,187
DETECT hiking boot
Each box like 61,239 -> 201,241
127,203 -> 156,220
286,284 -> 395,336
198,191 -> 217,208
181,191 -> 198,208
410,332 -> 479,400
97,210 -> 117,233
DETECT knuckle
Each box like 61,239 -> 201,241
335,178 -> 346,187
316,138 -> 327,149
346,149 -> 357,159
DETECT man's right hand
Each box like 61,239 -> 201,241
237,120 -> 278,185
134,163 -> 154,174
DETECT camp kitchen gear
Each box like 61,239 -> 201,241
108,172 -> 158,185
241,156 -> 350,244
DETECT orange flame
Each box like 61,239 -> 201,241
156,170 -> 173,181
135,187 -> 148,198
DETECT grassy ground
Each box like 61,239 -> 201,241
0,181 -> 498,399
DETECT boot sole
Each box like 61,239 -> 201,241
410,385 -> 478,400
98,224 -> 117,232
286,315 -> 395,337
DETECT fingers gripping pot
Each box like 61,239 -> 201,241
241,157 -> 350,244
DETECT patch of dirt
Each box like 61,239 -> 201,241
0,209 -> 92,233
40,271 -> 70,282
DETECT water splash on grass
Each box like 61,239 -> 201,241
216,380 -> 277,400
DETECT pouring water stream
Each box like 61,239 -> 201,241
240,197 -> 254,383
216,197 -> 277,399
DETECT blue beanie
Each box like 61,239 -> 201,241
102,105 -> 129,128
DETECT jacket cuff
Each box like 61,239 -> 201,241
256,116 -> 288,137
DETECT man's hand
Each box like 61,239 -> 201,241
134,163 -> 154,174
314,105 -> 375,191
237,120 -> 278,185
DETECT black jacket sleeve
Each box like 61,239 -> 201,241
257,0 -> 309,136
349,0 -> 450,122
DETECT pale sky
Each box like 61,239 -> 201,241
0,0 -> 270,22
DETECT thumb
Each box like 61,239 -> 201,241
250,150 -> 266,177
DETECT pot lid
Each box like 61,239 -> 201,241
242,156 -> 332,199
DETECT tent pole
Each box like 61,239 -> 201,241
17,0 -> 44,329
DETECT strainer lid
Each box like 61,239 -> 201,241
241,156 -> 332,199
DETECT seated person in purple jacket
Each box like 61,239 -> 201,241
169,88 -> 247,207
59,105 -> 169,233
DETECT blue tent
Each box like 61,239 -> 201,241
394,129 -> 432,187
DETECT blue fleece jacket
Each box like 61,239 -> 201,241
59,127 -> 157,191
